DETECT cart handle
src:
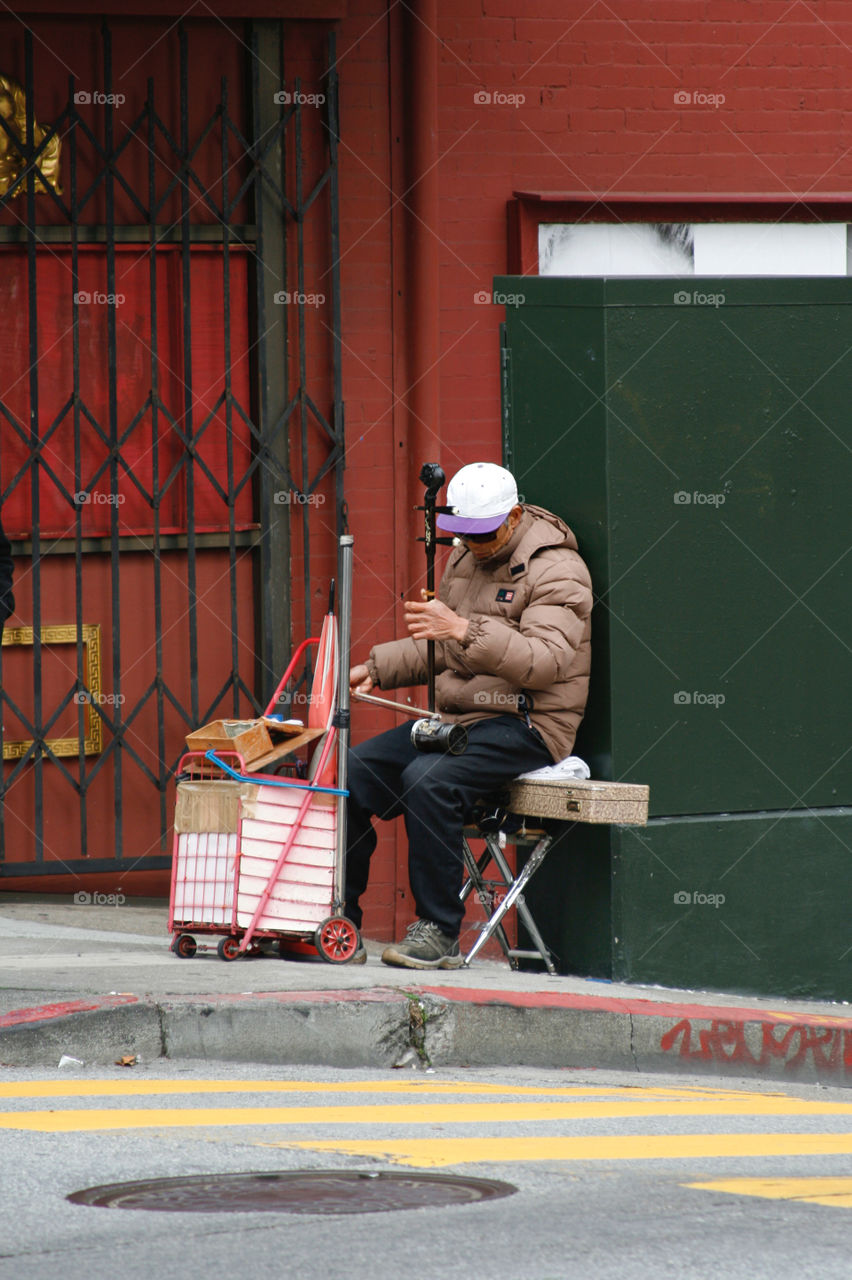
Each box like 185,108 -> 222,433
264,636 -> 320,717
204,750 -> 348,796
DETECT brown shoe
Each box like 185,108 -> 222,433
381,919 -> 463,970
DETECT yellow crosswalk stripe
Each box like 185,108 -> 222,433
687,1177 -> 852,1208
0,1080 -> 749,1100
274,1134 -> 852,1167
1,1079 -> 848,1168
0,1095 -> 850,1133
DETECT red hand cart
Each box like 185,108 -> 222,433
168,535 -> 359,964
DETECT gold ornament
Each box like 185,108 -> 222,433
0,73 -> 62,197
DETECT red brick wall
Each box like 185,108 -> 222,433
330,2 -> 399,932
333,0 -> 852,938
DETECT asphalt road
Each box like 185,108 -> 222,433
1,1061 -> 850,1280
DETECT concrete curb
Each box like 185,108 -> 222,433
1,987 -> 850,1086
0,997 -> 163,1068
418,986 -> 852,1084
161,989 -> 411,1068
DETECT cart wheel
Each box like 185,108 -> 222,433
173,933 -> 197,959
217,936 -> 242,962
315,916 -> 360,964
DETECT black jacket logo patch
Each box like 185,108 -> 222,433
496,588 -> 515,603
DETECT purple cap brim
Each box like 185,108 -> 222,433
436,510 -> 511,535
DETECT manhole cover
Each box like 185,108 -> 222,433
67,1171 -> 517,1215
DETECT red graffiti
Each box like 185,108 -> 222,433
660,1018 -> 852,1076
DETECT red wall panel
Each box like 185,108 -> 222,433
1,245 -> 255,538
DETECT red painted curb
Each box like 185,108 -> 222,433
3,987 -> 849,1039
418,986 -> 852,1030
0,995 -> 139,1028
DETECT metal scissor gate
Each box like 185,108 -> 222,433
0,15 -> 344,880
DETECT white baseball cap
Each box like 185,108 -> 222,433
437,462 -> 519,535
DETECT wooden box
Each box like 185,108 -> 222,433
507,777 -> 649,826
185,718 -> 273,764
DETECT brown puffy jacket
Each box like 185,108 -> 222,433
366,505 -> 592,762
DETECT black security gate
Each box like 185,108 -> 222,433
0,17 -> 344,880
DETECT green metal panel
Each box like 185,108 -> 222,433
517,824 -> 613,979
500,276 -> 852,999
518,811 -> 852,998
612,813 -> 851,1001
499,288 -> 614,781
499,276 -> 852,817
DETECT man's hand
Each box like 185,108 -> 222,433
404,594 -> 469,644
349,664 -> 374,694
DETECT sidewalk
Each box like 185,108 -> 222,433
1,894 -> 850,1086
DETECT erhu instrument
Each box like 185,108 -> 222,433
409,463 -> 468,756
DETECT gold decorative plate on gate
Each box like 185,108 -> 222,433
1,623 -> 102,758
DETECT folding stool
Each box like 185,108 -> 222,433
460,775 -> 650,972
460,818 -> 558,974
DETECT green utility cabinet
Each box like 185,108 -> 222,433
498,276 -> 851,1000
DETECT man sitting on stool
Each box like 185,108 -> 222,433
346,462 -> 593,969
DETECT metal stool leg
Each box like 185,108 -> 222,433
482,835 -> 555,973
462,830 -> 556,974
461,835 -> 517,966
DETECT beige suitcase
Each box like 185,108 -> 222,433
506,777 -> 649,825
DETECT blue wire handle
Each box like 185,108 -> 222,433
203,749 -> 348,797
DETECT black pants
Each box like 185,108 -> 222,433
344,715 -> 553,938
